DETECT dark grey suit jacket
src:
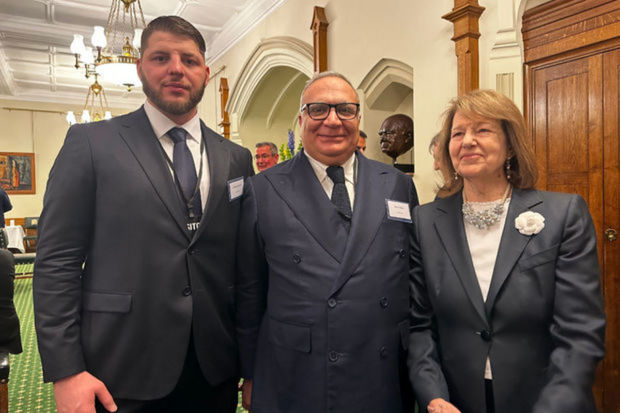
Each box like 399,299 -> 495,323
33,107 -> 254,399
408,188 -> 605,413
236,151 -> 419,413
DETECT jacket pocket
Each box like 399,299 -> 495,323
518,243 -> 559,272
82,291 -> 132,313
268,317 -> 311,353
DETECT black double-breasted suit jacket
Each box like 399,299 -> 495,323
408,188 -> 605,413
33,107 -> 254,399
236,151 -> 419,413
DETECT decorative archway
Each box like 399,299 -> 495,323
358,58 -> 414,165
226,36 -> 313,144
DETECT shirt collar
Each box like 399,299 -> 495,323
305,151 -> 356,185
143,100 -> 202,143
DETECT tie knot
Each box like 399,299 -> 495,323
168,127 -> 188,144
326,165 -> 345,184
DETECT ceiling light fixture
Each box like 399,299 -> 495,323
70,0 -> 145,91
67,74 -> 113,124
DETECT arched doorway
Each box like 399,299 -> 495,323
226,37 -> 313,163
358,58 -> 413,166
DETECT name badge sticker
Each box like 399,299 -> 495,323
385,199 -> 412,223
228,177 -> 244,201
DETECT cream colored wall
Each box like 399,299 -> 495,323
0,99 -> 128,218
200,0 -> 522,203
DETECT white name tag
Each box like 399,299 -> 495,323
385,199 -> 412,223
228,177 -> 244,201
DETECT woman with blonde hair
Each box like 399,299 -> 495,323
408,89 -> 605,413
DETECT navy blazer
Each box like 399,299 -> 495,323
33,107 -> 254,399
236,151 -> 419,413
408,188 -> 605,413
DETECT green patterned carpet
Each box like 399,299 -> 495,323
9,274 -> 248,413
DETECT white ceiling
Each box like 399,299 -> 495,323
0,0 -> 285,108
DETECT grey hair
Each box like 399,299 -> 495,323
428,133 -> 440,154
255,141 -> 278,155
299,71 -> 360,109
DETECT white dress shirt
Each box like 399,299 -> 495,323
304,152 -> 356,210
143,100 -> 210,210
464,197 -> 511,380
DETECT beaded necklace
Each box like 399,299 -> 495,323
462,184 -> 511,230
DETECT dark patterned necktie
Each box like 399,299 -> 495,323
326,165 -> 352,223
168,127 -> 202,219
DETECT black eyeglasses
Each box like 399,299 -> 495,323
254,154 -> 275,160
301,102 -> 360,120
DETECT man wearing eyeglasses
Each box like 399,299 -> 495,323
236,71 -> 419,413
254,142 -> 279,172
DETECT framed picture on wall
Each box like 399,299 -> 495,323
0,152 -> 35,194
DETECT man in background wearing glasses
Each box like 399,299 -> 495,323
236,71 -> 419,413
254,142 -> 279,172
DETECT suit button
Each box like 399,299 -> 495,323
379,346 -> 388,359
398,249 -> 406,258
328,351 -> 339,362
480,329 -> 492,341
292,254 -> 301,264
379,297 -> 389,308
189,248 -> 199,255
328,298 -> 337,308
182,286 -> 192,296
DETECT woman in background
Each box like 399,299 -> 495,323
408,89 -> 605,413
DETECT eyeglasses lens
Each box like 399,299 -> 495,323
306,103 -> 358,120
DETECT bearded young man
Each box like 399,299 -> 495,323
33,16 -> 253,413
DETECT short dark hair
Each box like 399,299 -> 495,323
359,130 -> 367,139
141,16 -> 206,57
256,142 -> 278,155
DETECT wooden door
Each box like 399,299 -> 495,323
527,45 -> 619,413
523,1 -> 620,410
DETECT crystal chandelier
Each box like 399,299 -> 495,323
69,0 -> 146,91
66,75 -> 113,124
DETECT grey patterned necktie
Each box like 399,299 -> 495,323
326,165 -> 352,224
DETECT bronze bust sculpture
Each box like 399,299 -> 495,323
379,114 -> 414,172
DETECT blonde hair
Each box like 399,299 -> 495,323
436,89 -> 538,197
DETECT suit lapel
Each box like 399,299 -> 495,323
330,155 -> 393,295
434,193 -> 487,323
190,122 -> 230,243
118,107 -> 190,240
266,151 -> 348,263
484,189 -> 542,315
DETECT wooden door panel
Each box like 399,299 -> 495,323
532,55 -> 604,231
602,48 -> 620,413
530,51 -> 609,411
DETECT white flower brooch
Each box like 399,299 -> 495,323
515,211 -> 545,236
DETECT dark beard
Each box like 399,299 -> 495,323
140,74 -> 206,116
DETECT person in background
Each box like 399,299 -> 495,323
428,133 -> 441,171
237,71 -> 419,413
255,141 -> 279,171
408,89 -> 605,413
357,130 -> 367,154
0,249 -> 21,355
33,15 -> 253,413
0,187 -> 12,228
